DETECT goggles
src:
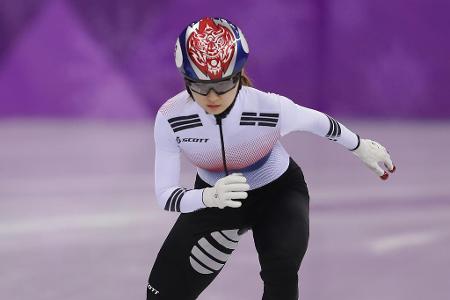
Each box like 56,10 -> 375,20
186,73 -> 241,96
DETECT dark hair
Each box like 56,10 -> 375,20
241,69 -> 253,87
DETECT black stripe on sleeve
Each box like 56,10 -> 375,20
336,120 -> 341,137
165,188 -> 184,211
170,189 -> 185,211
174,189 -> 186,212
332,119 -> 339,138
330,118 -> 341,140
330,119 -> 338,140
164,188 -> 180,210
326,116 -> 335,138
175,199 -> 182,212
350,134 -> 361,151
326,115 -> 342,141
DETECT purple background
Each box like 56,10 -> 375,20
1,0 -> 449,119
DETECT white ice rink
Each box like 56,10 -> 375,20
1,120 -> 449,300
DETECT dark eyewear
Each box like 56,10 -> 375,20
186,73 -> 241,96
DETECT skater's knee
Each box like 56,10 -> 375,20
260,256 -> 301,288
261,265 -> 299,284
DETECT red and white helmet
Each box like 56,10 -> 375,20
175,17 -> 249,81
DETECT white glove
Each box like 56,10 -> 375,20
353,138 -> 396,180
202,173 -> 250,209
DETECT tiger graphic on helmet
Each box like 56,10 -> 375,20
175,17 -> 249,81
187,18 -> 235,80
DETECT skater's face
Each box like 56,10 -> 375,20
187,74 -> 240,115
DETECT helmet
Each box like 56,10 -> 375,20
175,17 -> 249,81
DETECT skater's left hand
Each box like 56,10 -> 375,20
352,138 -> 396,180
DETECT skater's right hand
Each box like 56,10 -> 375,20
352,138 -> 396,180
202,173 -> 250,209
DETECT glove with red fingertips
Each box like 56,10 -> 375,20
202,173 -> 250,209
352,139 -> 396,180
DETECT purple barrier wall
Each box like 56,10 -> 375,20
0,0 -> 449,119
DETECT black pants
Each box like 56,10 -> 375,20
147,158 -> 310,299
